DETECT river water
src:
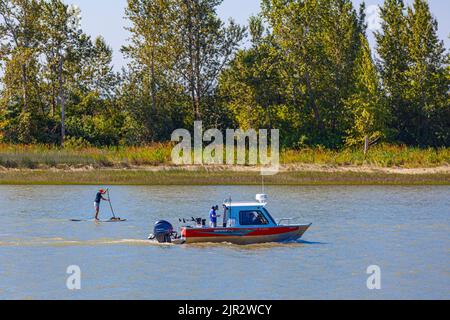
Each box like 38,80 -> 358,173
0,185 -> 448,300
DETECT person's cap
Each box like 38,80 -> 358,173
99,189 -> 105,193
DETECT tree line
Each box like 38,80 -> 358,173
0,0 -> 448,151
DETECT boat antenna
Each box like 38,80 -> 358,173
228,195 -> 232,228
261,175 -> 265,194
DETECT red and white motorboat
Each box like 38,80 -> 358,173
149,194 -> 311,245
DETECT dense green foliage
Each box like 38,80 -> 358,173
0,0 -> 448,150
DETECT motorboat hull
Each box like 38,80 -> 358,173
180,224 -> 311,245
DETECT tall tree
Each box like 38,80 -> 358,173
174,0 -> 245,121
261,0 -> 323,137
218,15 -> 301,146
123,0 -> 177,113
123,0 -> 245,136
345,34 -> 387,154
122,0 -> 187,142
404,0 -> 449,146
0,0 -> 42,112
87,36 -> 117,99
376,0 -> 449,146
376,0 -> 409,144
261,0 -> 365,147
320,0 -> 365,142
0,0 -> 43,142
41,0 -> 82,146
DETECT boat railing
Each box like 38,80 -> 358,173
278,218 -> 302,226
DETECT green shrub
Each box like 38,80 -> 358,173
20,157 -> 37,169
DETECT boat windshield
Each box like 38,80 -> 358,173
239,210 -> 269,226
262,208 -> 277,225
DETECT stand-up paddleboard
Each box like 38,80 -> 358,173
70,218 -> 127,223
72,188 -> 126,223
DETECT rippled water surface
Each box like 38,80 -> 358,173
0,185 -> 449,300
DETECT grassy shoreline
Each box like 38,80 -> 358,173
1,143 -> 449,168
1,144 -> 448,185
0,166 -> 449,186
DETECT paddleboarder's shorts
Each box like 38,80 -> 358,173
94,202 -> 100,209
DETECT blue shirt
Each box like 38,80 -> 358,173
209,209 -> 217,223
95,192 -> 104,203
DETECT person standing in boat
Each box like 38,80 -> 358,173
222,204 -> 228,228
94,189 -> 109,221
209,205 -> 220,228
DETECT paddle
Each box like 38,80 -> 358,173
106,188 -> 116,219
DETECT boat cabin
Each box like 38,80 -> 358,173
221,194 -> 278,228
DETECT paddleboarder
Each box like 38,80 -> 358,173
94,189 -> 110,221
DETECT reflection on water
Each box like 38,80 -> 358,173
0,185 -> 449,300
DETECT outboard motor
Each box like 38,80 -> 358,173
152,220 -> 174,243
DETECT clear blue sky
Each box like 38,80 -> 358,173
73,0 -> 450,70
